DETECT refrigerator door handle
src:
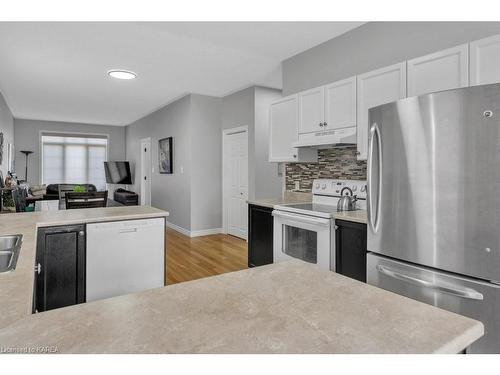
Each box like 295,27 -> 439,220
377,264 -> 484,301
368,122 -> 382,233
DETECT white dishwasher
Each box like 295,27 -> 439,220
86,218 -> 165,302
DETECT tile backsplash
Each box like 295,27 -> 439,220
285,145 -> 367,192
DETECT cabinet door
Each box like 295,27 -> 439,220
324,76 -> 356,130
357,62 -> 406,160
248,204 -> 273,267
470,33 -> 500,86
269,95 -> 299,162
335,220 -> 367,282
35,224 -> 85,312
298,86 -> 324,134
269,95 -> 317,162
407,44 -> 469,97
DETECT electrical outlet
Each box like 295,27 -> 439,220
294,181 -> 300,191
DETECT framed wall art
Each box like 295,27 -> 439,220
158,137 -> 173,174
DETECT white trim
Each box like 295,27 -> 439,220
140,137 -> 152,206
165,221 -> 191,237
222,125 -> 249,237
190,228 -> 223,237
166,221 -> 222,238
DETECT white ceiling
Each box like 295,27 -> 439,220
0,22 -> 363,126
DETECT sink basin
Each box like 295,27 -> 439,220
0,235 -> 22,250
0,234 -> 23,273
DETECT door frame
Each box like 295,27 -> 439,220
222,125 -> 249,239
140,137 -> 152,206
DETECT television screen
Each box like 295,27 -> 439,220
104,161 -> 132,184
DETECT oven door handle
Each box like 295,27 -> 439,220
272,210 -> 331,227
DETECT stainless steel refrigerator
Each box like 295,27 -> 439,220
366,83 -> 500,353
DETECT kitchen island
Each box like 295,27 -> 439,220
0,206 -> 169,330
0,260 -> 483,353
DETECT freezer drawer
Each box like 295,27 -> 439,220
367,253 -> 499,353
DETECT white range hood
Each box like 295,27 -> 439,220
292,126 -> 357,149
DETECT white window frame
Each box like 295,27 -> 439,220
39,130 -> 110,186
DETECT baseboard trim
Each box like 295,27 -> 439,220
166,221 -> 223,238
165,221 -> 191,237
190,228 -> 223,237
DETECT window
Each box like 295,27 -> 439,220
41,133 -> 108,190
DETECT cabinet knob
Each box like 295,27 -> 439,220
35,263 -> 41,275
319,122 -> 323,127
323,122 -> 327,127
293,154 -> 297,158
79,231 -> 85,237
355,151 -> 361,155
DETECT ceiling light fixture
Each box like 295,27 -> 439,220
107,69 -> 137,80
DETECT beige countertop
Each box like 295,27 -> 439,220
247,191 -> 312,209
0,206 -> 169,331
334,210 -> 367,224
248,196 -> 368,224
0,260 -> 483,354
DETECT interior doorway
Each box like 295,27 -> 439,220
222,126 -> 249,240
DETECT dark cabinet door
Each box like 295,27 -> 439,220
248,204 -> 274,267
335,220 -> 367,282
35,224 -> 86,312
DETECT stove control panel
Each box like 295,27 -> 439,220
312,179 -> 367,200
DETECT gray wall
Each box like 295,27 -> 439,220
189,94 -> 222,231
13,118 -> 125,184
0,90 -> 14,178
126,94 -> 222,232
126,95 -> 193,231
283,22 -> 500,95
221,87 -> 256,199
254,87 -> 282,199
221,86 -> 283,200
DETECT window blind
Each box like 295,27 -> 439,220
41,133 -> 108,190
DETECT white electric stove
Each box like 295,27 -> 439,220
272,179 -> 367,270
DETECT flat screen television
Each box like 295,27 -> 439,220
104,161 -> 132,184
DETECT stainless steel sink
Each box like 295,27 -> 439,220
0,234 -> 23,273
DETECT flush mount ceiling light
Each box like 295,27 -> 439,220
107,69 -> 137,80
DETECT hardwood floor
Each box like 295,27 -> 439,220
166,228 -> 248,285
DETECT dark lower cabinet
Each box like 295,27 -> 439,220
248,204 -> 273,267
35,224 -> 86,313
335,220 -> 367,283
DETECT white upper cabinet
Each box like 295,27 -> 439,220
298,86 -> 325,134
470,33 -> 500,86
357,62 -> 407,160
407,44 -> 469,97
269,95 -> 317,163
324,76 -> 356,130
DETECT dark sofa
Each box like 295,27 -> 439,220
43,183 -> 97,200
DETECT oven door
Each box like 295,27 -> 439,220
272,210 -> 332,270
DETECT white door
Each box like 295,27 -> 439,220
298,86 -> 325,134
357,62 -> 407,160
470,33 -> 500,86
324,76 -> 356,130
224,129 -> 248,240
140,138 -> 151,206
407,44 -> 469,97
